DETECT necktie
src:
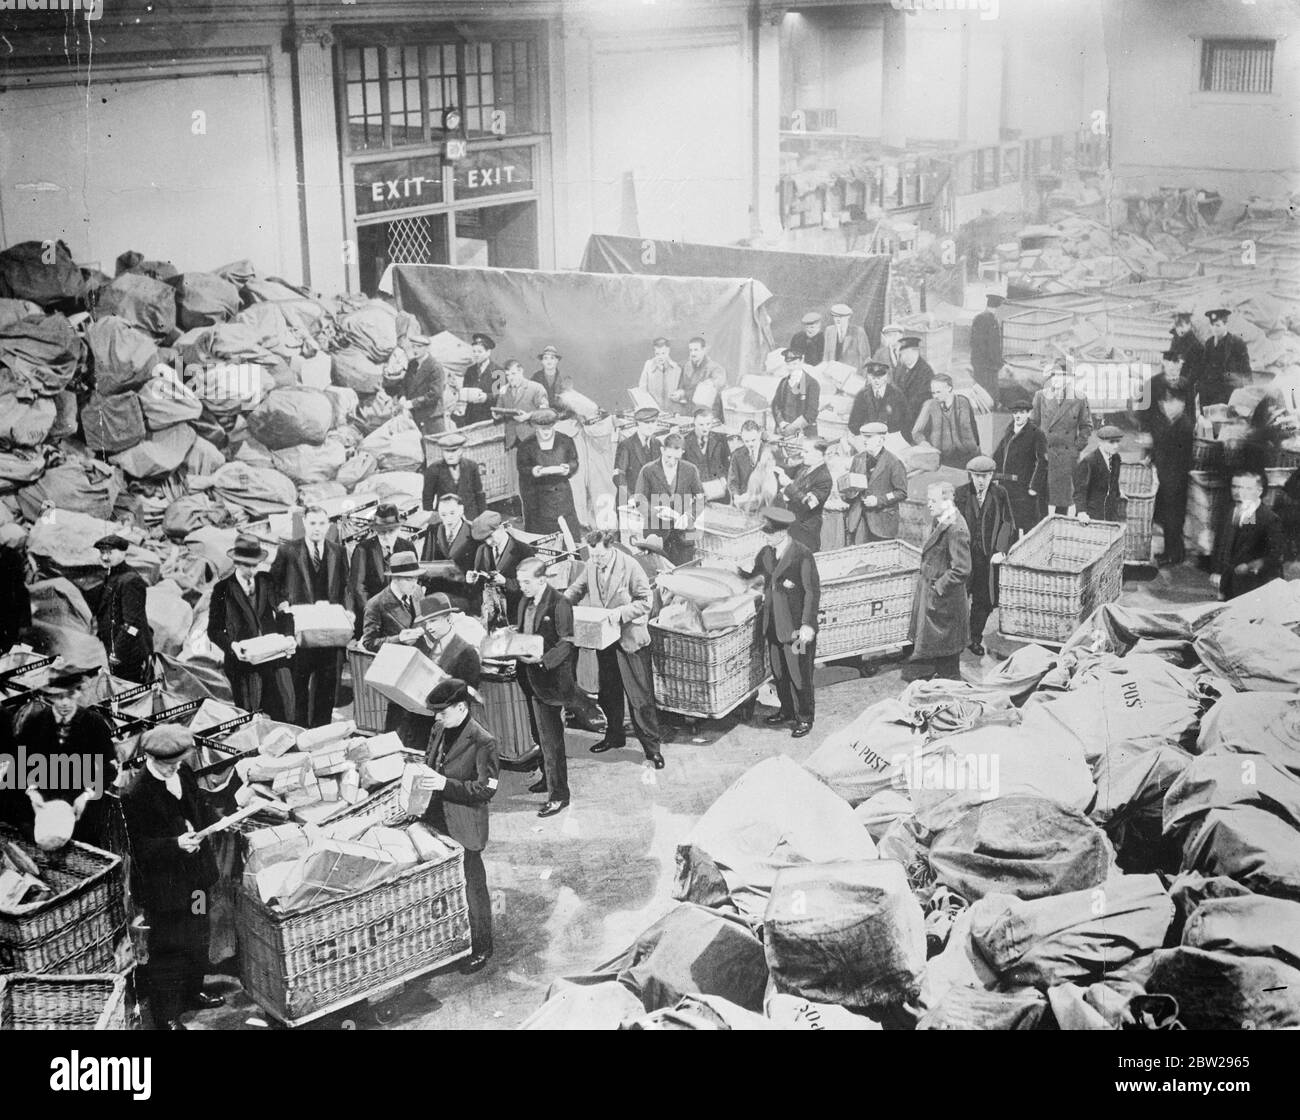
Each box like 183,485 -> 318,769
312,544 -> 322,567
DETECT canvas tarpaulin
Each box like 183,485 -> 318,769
387,264 -> 774,413
580,234 -> 891,351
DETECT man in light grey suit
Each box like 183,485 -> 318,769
563,528 -> 665,769
826,303 -> 870,370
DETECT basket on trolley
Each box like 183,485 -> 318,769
997,515 -> 1125,644
648,612 -> 766,720
346,642 -> 389,734
815,540 -> 921,661
0,971 -> 130,1030
424,419 -> 512,502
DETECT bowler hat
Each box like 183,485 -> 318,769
415,593 -> 455,623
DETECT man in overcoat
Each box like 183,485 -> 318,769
1030,365 -> 1093,512
906,481 -> 972,681
955,457 -> 1015,657
839,422 -> 908,543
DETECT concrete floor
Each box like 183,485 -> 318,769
188,556 -> 1220,1031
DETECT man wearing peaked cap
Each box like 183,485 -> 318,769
788,310 -> 825,367
849,359 -> 907,437
120,723 -> 224,1029
615,406 -> 662,493
893,334 -> 935,438
420,678 -> 500,973
93,532 -> 153,685
1200,306 -> 1250,409
741,505 -> 819,738
208,535 -> 296,722
1074,424 -> 1124,523
459,332 -> 500,427
828,302 -> 869,369
955,455 -> 1015,656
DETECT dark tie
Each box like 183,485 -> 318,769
312,544 -> 322,567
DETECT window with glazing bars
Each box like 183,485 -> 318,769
1200,39 -> 1275,93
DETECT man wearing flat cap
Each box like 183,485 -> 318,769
469,511 -> 532,624
993,397 -> 1048,536
421,678 -> 500,972
515,408 -> 581,534
120,725 -> 224,1029
893,335 -> 935,438
970,294 -> 1005,402
1074,425 -> 1124,523
742,507 -> 819,738
349,503 -> 417,629
91,534 -> 153,684
873,322 -> 905,371
840,422 -> 908,544
388,330 -> 446,437
614,406 -> 662,497
955,457 -> 1015,656
459,333 -> 501,427
14,666 -> 119,849
848,361 -> 908,437
423,431 -> 487,521
827,304 -> 869,369
532,345 -> 576,420
788,310 -> 826,367
638,337 -> 682,414
207,536 -> 295,721
1200,308 -> 1251,409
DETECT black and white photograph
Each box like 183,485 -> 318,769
0,0 -> 1296,1075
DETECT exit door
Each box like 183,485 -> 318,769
357,214 -> 450,295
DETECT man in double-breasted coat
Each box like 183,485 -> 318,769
992,397 -> 1048,537
1030,369 -> 1093,512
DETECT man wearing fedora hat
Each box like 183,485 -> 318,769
422,433 -> 487,522
422,678 -> 500,972
1201,308 -> 1251,408
532,344 -> 576,419
459,333 -> 501,427
361,549 -> 425,653
742,507 -> 820,738
789,310 -> 826,367
828,303 -> 869,369
956,457 -> 1015,656
207,537 -> 296,722
515,408 -> 580,535
120,725 -> 224,1029
349,503 -> 416,632
638,337 -> 682,413
91,533 -> 153,684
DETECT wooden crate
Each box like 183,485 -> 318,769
649,613 -> 766,719
998,515 -> 1125,644
424,419 -> 512,502
815,540 -> 921,660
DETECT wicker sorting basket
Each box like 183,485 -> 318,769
424,419 -> 512,501
346,642 -> 389,734
0,828 -> 126,975
1001,308 -> 1074,355
0,972 -> 130,1030
1119,461 -> 1159,564
694,504 -> 766,569
235,798 -> 470,1026
815,540 -> 921,660
649,612 -> 766,718
477,671 -> 535,763
997,515 -> 1125,644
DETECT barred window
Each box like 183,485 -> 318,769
1200,38 -> 1275,94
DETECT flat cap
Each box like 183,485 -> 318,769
898,336 -> 922,350
830,303 -> 853,316
529,408 -> 558,426
860,421 -> 888,436
966,455 -> 997,473
93,534 -> 130,552
537,344 -> 562,359
801,311 -> 822,325
141,725 -> 196,760
469,511 -> 503,541
864,361 -> 891,376
652,336 -> 670,347
436,432 -> 467,449
426,677 -> 472,711
1096,424 -> 1124,441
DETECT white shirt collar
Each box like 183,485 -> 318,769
1238,499 -> 1261,522
146,759 -> 184,799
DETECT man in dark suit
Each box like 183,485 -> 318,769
771,349 -> 821,438
634,433 -> 704,566
906,481 -> 972,682
788,310 -> 826,367
775,437 -> 834,552
516,558 -> 577,817
455,333 -> 500,427
91,533 -> 153,684
0,540 -> 31,653
744,507 -> 820,738
206,536 -> 295,722
348,503 -> 417,637
387,332 -> 446,437
388,592 -> 484,754
675,337 -> 726,423
726,421 -> 773,509
1031,365 -> 1093,513
468,511 -> 532,625
893,336 -> 935,439
1168,311 -> 1204,405
1200,308 -> 1251,409
848,361 -> 908,437
531,344 -> 576,419
1074,425 -> 1124,523
993,397 -> 1048,538
682,408 -> 731,501
1141,356 -> 1195,565
516,408 -> 581,534
14,666 -> 119,849
422,432 -> 486,521
840,422 -> 908,543
421,492 -> 477,610
956,456 -> 1016,657
421,678 -> 500,973
1211,470 -> 1284,601
969,293 -> 1004,402
614,407 -> 662,501
359,550 -> 425,744
270,505 -> 354,728
826,302 -> 870,370
119,725 -> 223,1030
